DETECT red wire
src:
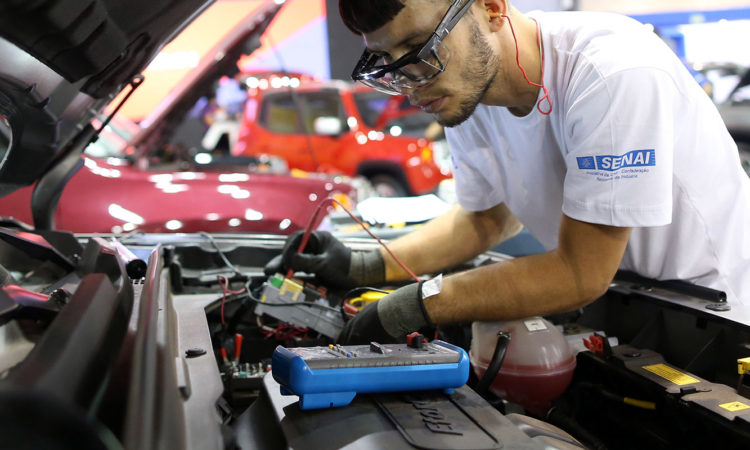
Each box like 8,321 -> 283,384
503,15 -> 552,115
271,323 -> 308,341
286,197 -> 420,282
217,274 -> 246,326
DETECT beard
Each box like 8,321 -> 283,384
437,18 -> 498,128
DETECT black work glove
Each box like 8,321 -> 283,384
337,282 -> 433,345
336,300 -> 395,345
264,231 -> 384,289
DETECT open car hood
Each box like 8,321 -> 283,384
0,0 -> 216,196
129,1 -> 284,159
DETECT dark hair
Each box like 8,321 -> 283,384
339,0 -> 406,35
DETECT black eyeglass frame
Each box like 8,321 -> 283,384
351,0 -> 474,86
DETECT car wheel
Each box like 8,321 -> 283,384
738,142 -> 750,177
369,174 -> 408,197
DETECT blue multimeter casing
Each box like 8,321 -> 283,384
271,340 -> 470,410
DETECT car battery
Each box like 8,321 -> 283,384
558,343 -> 750,448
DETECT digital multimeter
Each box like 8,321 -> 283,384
271,339 -> 470,410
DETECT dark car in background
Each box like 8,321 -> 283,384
695,63 -> 750,174
715,68 -> 750,172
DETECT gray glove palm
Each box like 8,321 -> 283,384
337,282 -> 433,344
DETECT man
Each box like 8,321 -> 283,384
269,0 -> 750,344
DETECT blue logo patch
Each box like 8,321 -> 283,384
576,156 -> 595,169
577,149 -> 655,171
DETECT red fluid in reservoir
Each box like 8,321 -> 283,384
474,357 -> 576,415
471,318 -> 577,416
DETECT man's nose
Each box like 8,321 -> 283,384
403,80 -> 434,101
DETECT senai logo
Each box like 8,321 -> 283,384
577,149 -> 655,171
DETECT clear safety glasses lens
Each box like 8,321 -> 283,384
351,0 -> 472,94
354,43 -> 451,95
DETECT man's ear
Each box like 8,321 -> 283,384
483,0 -> 507,31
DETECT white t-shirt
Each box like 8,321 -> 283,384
446,11 -> 750,303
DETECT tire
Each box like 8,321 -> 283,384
738,142 -> 750,177
369,174 -> 408,197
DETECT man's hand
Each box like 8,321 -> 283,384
336,301 -> 394,344
264,231 -> 384,289
337,283 -> 432,344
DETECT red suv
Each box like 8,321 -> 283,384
232,79 -> 451,197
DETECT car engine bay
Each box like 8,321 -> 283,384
2,227 -> 750,449
2,1 -> 750,448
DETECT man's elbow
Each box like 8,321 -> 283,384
573,281 -> 609,309
557,255 -> 614,310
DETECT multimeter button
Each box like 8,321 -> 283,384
406,332 -> 425,349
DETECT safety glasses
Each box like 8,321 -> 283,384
351,0 -> 473,95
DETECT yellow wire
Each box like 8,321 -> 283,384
348,290 -> 391,308
623,397 -> 656,410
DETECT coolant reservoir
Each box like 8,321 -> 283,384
470,317 -> 576,415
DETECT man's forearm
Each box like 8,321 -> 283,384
423,217 -> 631,323
425,250 -> 599,323
380,203 -> 522,281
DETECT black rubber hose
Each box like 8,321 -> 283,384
474,331 -> 511,397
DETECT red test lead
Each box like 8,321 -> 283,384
286,197 -> 419,282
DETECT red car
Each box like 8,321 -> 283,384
232,79 -> 452,197
0,2 -> 357,235
0,116 -> 357,234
